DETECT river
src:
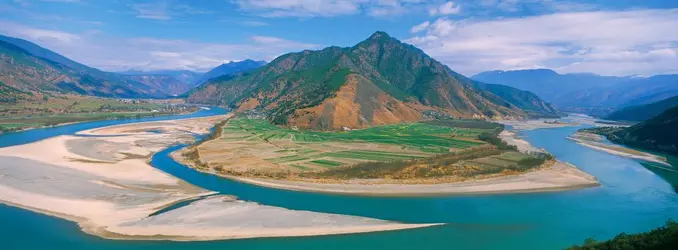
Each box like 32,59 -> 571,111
1,110 -> 677,250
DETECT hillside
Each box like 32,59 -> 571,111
605,96 -> 678,121
472,69 -> 678,116
195,59 -> 266,85
472,82 -> 559,118
587,106 -> 678,156
0,35 -> 166,98
189,32 -> 558,129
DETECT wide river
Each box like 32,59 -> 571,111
1,109 -> 677,250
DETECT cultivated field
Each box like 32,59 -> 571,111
185,117 -> 544,181
0,95 -> 192,132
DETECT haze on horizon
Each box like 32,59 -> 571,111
1,0 -> 677,77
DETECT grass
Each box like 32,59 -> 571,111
193,116 -> 550,181
229,117 -> 487,152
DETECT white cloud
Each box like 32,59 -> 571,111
234,0 -> 430,17
129,2 -> 213,20
429,1 -> 460,16
0,21 -> 319,72
131,3 -> 172,20
0,21 -> 80,42
407,9 -> 678,76
410,21 -> 430,33
240,20 -> 269,26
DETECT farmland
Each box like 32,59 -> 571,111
0,95 -> 194,132
182,116 -> 551,182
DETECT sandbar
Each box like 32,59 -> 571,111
0,115 -> 438,241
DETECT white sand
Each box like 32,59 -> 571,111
568,132 -> 669,165
0,115 -> 437,241
497,119 -> 577,130
224,161 -> 599,196
498,130 -> 545,154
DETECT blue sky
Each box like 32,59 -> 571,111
1,0 -> 677,76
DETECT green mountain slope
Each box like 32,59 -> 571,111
0,35 -> 166,98
605,96 -> 678,121
472,82 -> 559,118
189,32 -> 558,129
591,106 -> 678,156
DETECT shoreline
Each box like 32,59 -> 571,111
568,132 -> 670,166
0,109 -> 197,135
0,115 -> 439,241
173,120 -> 600,196
211,162 -> 600,196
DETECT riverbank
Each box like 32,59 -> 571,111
173,118 -> 599,196
210,160 -> 599,196
568,132 -> 670,166
0,110 -> 197,134
0,115 -> 438,241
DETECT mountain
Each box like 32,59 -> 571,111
119,69 -> 203,86
0,35 -> 166,98
472,82 -> 559,118
605,95 -> 678,121
117,70 -> 204,95
599,106 -> 678,156
195,59 -> 266,85
472,69 -> 678,115
554,75 -> 678,108
189,31 -> 558,129
472,69 -> 621,101
0,34 -> 91,73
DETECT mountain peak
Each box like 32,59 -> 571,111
367,31 -> 393,41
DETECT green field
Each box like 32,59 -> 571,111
205,117 -> 498,173
0,96 -> 192,132
229,118 -> 487,152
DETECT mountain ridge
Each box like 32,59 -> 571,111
605,95 -> 678,121
189,31 -> 558,129
195,59 -> 266,86
0,34 -> 168,98
472,69 -> 678,116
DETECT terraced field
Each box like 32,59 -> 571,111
191,117 -> 494,174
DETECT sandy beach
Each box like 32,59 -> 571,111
220,160 -> 599,196
0,115 -> 438,241
568,132 -> 669,165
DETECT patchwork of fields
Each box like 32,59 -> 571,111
193,117 -> 494,174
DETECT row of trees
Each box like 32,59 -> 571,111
567,220 -> 678,250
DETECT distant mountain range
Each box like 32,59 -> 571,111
116,70 -> 204,96
0,34 -> 264,98
0,37 -> 162,98
472,69 -> 678,116
189,32 -> 558,129
195,59 -> 266,86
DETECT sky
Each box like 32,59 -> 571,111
0,0 -> 677,76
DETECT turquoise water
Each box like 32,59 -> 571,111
1,115 -> 677,250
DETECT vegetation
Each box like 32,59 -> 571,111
192,116 -> 551,181
567,220 -> 678,250
188,31 -> 559,129
0,96 -> 195,132
583,106 -> 678,156
0,38 -> 166,98
605,95 -> 678,122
